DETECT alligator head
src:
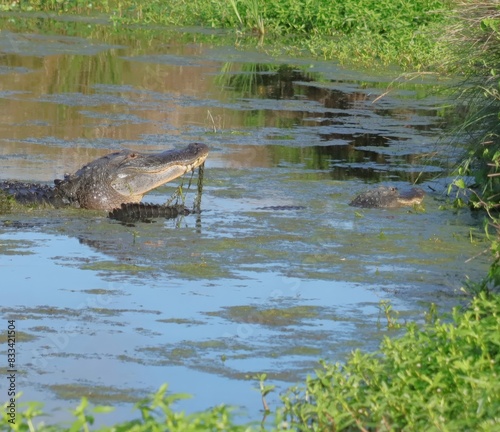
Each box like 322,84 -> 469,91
55,143 -> 209,210
349,186 -> 425,208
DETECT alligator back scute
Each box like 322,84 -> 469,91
0,181 -> 71,207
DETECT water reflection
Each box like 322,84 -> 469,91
0,19 -> 450,184
217,63 -> 317,99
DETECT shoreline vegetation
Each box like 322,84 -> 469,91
2,0 -> 453,69
1,0 -> 500,430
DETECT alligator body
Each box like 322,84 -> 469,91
0,143 -> 209,211
349,186 -> 425,208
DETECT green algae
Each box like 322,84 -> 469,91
81,260 -> 155,273
81,288 -> 123,295
206,305 -> 319,327
0,331 -> 37,343
49,383 -> 146,403
0,239 -> 36,256
157,318 -> 205,325
168,261 -> 233,279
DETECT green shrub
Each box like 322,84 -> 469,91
278,292 -> 500,431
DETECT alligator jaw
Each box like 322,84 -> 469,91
110,143 -> 209,198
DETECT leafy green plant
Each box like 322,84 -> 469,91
1,384 -> 250,431
379,300 -> 401,329
253,373 -> 275,413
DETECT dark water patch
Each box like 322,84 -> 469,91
0,31 -> 123,56
157,318 -> 205,325
0,65 -> 31,74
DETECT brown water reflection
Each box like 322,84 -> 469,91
0,18 -> 451,184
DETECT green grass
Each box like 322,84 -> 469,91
0,0 -> 453,69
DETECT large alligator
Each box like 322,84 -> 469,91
349,186 -> 425,208
0,143 -> 209,217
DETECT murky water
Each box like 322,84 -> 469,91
0,14 -> 490,426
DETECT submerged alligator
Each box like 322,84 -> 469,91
0,143 -> 209,218
108,185 -> 425,219
349,186 -> 425,208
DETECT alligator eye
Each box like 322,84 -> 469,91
128,153 -> 138,159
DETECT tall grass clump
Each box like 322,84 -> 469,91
441,1 -> 500,276
445,2 -> 500,207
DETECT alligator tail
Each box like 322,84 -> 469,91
108,203 -> 190,223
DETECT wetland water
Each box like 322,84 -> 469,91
0,16 -> 490,425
